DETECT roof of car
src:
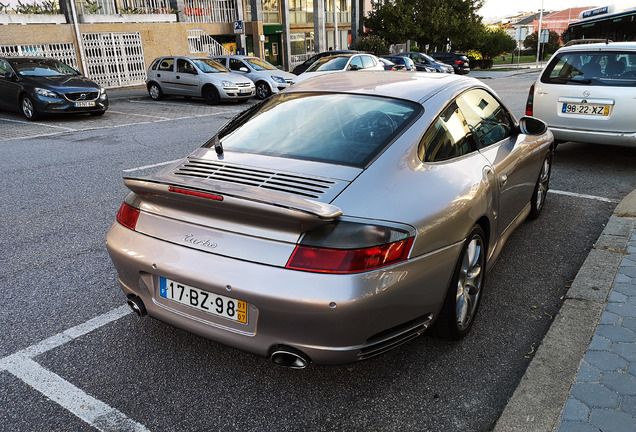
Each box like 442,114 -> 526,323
285,71 -> 476,103
557,41 -> 636,52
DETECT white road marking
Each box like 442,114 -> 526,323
0,305 -> 148,431
106,109 -> 171,120
0,117 -> 76,131
123,159 -> 182,173
549,189 -> 620,204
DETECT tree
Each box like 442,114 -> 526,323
350,35 -> 391,56
363,0 -> 485,51
523,30 -> 561,58
474,27 -> 517,62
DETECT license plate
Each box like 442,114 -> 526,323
74,101 -> 95,107
561,103 -> 609,116
238,88 -> 251,94
159,277 -> 247,324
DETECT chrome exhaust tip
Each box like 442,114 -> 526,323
127,296 -> 147,317
270,346 -> 310,369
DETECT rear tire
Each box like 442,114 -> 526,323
21,95 -> 39,121
148,83 -> 163,101
435,225 -> 486,340
529,152 -> 552,219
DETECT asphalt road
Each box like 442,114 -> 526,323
1,73 -> 634,431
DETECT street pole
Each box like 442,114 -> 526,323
536,0 -> 544,67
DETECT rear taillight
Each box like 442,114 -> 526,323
455,60 -> 464,66
116,202 -> 140,230
285,220 -> 415,274
525,83 -> 535,116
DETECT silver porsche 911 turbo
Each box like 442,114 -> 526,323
106,71 -> 554,368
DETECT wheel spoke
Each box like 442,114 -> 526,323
455,236 -> 483,330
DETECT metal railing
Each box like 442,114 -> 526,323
75,0 -> 173,15
290,52 -> 315,69
188,29 -> 231,56
0,43 -> 79,70
183,0 -> 238,23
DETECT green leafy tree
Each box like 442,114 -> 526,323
474,27 -> 517,62
523,30 -> 561,58
363,0 -> 484,51
350,35 -> 391,56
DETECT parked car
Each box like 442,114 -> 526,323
212,55 -> 295,99
145,56 -> 255,104
291,50 -> 358,75
395,52 -> 454,73
378,57 -> 405,71
526,41 -> 636,147
292,53 -> 384,83
382,55 -> 417,71
106,71 -> 554,367
0,56 -> 108,121
430,52 -> 471,74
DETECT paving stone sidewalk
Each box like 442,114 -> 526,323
557,229 -> 636,432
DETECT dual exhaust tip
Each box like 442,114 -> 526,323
126,296 -> 310,369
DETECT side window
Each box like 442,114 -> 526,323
177,59 -> 196,74
158,58 -> 174,71
229,58 -> 244,71
349,56 -> 363,70
0,59 -> 11,75
419,102 -> 476,162
456,89 -> 512,148
361,55 -> 375,69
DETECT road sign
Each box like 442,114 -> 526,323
515,27 -> 527,41
234,20 -> 244,34
540,29 -> 549,43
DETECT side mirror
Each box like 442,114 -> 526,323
239,67 -> 249,73
518,116 -> 548,136
348,64 -> 360,71
2,70 -> 16,80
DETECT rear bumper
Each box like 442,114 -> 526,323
105,222 -> 460,365
549,126 -> 636,147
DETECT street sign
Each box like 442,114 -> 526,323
541,29 -> 549,43
515,27 -> 527,41
234,20 -> 244,34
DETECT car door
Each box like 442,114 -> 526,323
153,57 -> 176,94
457,88 -> 537,235
0,59 -> 21,111
175,58 -> 201,96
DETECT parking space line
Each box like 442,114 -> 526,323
549,189 -> 620,203
1,117 -> 76,131
0,305 -> 148,431
106,109 -> 171,121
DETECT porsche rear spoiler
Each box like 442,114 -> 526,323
123,177 -> 343,220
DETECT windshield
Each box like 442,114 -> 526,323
541,50 -> 636,86
245,57 -> 277,71
12,59 -> 79,77
206,93 -> 422,168
191,59 -> 229,73
306,56 -> 350,72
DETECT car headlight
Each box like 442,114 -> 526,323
271,76 -> 286,84
99,87 -> 108,100
36,88 -> 58,98
221,81 -> 234,87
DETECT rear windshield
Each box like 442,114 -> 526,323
541,50 -> 636,87
208,92 -> 422,168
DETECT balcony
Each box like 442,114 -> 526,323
75,0 -> 177,23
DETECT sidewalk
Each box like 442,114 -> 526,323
495,189 -> 636,432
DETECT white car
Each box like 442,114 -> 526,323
292,53 -> 385,84
526,42 -> 636,147
212,55 -> 296,99
145,56 -> 255,104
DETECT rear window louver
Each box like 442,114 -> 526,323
174,158 -> 336,199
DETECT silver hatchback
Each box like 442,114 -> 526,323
145,56 -> 255,104
527,42 -> 636,147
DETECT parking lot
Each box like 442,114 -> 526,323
1,75 -> 635,431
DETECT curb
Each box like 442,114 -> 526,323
493,189 -> 636,432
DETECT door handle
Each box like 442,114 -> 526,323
499,174 -> 508,187
157,73 -> 161,77
176,75 -> 181,79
